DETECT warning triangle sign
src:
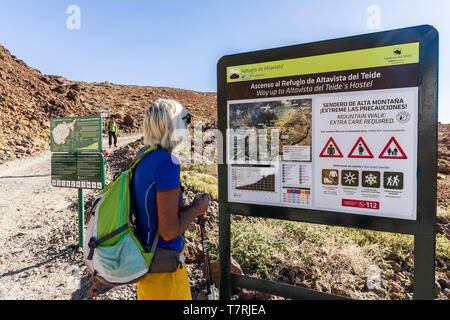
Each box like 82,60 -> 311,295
348,137 -> 374,159
379,137 -> 407,159
319,137 -> 343,158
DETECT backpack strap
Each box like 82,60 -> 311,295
112,145 -> 166,182
149,232 -> 160,255
87,224 -> 129,260
128,145 -> 159,171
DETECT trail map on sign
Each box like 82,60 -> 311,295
226,42 -> 419,220
50,116 -> 102,153
52,120 -> 76,145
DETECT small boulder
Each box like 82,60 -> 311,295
123,115 -> 135,127
69,83 -> 81,91
331,286 -> 351,297
444,288 -> 450,299
438,216 -> 449,224
238,288 -> 256,300
210,258 -> 243,286
388,260 -> 402,273
184,242 -> 203,264
55,76 -> 67,84
435,281 -> 442,296
437,278 -> 450,290
365,276 -> 384,294
389,281 -> 403,293
66,90 -> 78,101
52,86 -> 65,94
437,162 -> 450,174
389,292 -> 403,300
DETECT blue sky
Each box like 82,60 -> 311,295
0,0 -> 448,122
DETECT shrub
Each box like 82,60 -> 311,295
338,228 -> 413,261
180,171 -> 218,200
230,221 -> 290,280
16,129 -> 28,137
181,163 -> 217,177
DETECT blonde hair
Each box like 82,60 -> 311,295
143,98 -> 188,151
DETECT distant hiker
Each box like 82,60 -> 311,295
133,98 -> 207,300
107,115 -> 118,148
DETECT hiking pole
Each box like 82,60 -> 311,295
199,216 -> 217,300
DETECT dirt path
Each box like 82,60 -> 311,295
0,134 -> 142,300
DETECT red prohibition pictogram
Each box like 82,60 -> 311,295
348,137 -> 374,159
319,137 -> 343,158
379,137 -> 407,159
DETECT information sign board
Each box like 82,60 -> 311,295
51,153 -> 105,189
217,25 -> 438,300
225,42 -> 419,220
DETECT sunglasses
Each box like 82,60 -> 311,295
182,113 -> 192,124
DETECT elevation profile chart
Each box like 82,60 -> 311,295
229,164 -> 280,204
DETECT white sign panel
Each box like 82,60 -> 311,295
225,42 -> 419,220
313,88 -> 417,219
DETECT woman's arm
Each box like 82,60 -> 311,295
156,188 -> 209,241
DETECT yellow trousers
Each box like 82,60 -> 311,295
136,262 -> 192,300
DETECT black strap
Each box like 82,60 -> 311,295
149,232 -> 160,254
87,224 -> 129,260
95,224 -> 129,245
86,197 -> 101,222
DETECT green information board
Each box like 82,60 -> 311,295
51,153 -> 105,189
51,153 -> 77,183
50,115 -> 102,153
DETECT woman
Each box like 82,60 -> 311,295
133,98 -> 210,300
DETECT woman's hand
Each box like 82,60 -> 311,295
192,194 -> 210,218
156,190 -> 210,242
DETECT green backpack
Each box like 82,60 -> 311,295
84,145 -> 161,286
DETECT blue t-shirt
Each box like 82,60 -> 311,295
133,148 -> 184,253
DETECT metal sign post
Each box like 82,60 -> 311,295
78,188 -> 84,248
217,25 -> 438,300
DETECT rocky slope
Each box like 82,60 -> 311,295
0,44 -> 216,163
438,123 -> 450,208
0,45 -> 85,161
